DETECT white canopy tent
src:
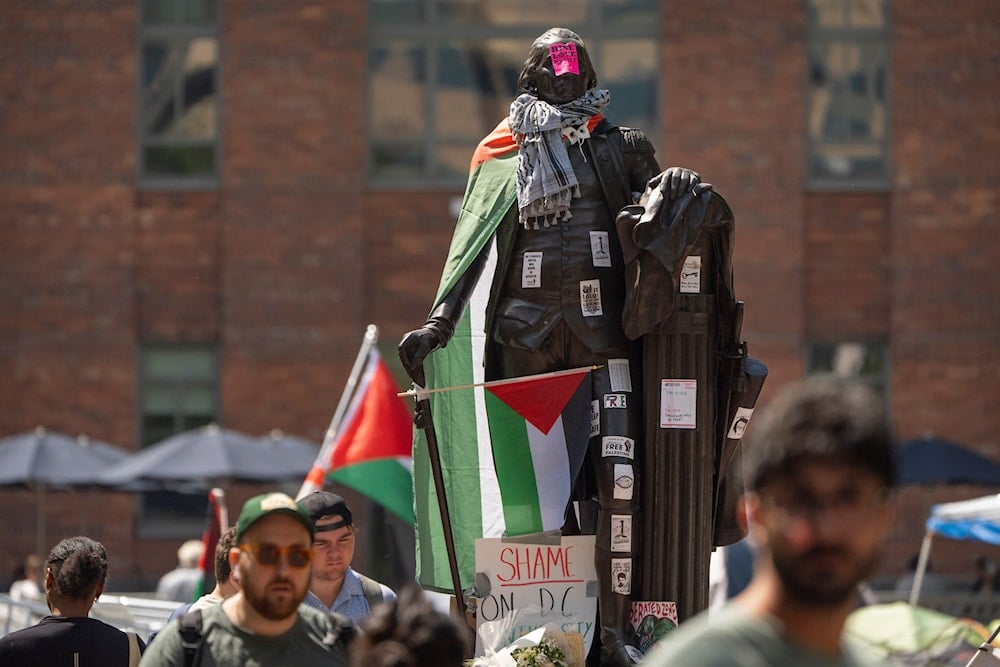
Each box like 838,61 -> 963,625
910,493 -> 1000,605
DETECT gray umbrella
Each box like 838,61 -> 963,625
0,426 -> 132,557
98,424 -> 319,491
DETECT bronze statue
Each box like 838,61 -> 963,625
400,28 -> 704,666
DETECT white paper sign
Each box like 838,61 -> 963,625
580,279 -> 603,317
522,251 -> 543,289
679,255 -> 701,293
659,379 -> 697,429
474,535 -> 598,657
590,231 -> 612,267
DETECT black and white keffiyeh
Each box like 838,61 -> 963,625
508,89 -> 611,229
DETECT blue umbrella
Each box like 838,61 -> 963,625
895,436 -> 1000,486
0,427 -> 132,557
0,426 -> 130,488
98,424 -> 319,491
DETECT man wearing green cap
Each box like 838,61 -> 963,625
140,492 -> 352,666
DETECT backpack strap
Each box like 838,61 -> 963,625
357,573 -> 384,610
127,631 -> 140,667
323,611 -> 358,651
177,608 -> 205,667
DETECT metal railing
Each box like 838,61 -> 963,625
0,593 -> 177,641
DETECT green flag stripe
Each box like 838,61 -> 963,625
484,391 -> 543,535
327,458 -> 415,525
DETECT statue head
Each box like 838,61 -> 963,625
517,27 -> 598,105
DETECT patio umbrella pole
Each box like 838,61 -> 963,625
36,485 -> 46,562
909,530 -> 934,606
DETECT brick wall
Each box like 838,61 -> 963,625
0,0 -> 997,588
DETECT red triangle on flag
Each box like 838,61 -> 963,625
485,369 -> 590,435
329,356 -> 413,468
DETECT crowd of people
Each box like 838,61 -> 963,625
0,491 -> 465,666
1,375 -> 989,666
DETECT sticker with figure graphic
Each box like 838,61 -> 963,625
612,558 -> 632,595
727,407 -> 754,439
611,515 -> 632,552
590,231 -> 612,267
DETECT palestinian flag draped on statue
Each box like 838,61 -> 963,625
414,118 -> 599,592
299,344 -> 415,525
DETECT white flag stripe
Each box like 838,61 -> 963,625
471,239 -> 505,538
527,416 -> 573,530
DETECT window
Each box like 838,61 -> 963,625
807,340 -> 888,396
138,344 -> 219,536
369,0 -> 660,187
139,0 -> 220,186
806,0 -> 888,186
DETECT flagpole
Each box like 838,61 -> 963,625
297,324 -> 379,500
396,364 -> 599,398
410,374 -> 475,651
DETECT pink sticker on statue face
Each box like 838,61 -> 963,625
549,42 -> 580,76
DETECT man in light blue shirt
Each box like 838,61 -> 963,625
297,491 -> 396,623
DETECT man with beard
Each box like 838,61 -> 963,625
139,492 -> 352,666
297,491 -> 396,622
644,376 -> 895,667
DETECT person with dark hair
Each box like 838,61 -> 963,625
297,491 -> 396,623
0,536 -> 145,666
349,584 -> 464,667
645,376 -> 896,666
139,492 -> 351,666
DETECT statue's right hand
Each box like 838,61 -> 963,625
398,327 -> 442,386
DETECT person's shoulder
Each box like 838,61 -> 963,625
297,604 -> 357,644
643,606 -> 774,666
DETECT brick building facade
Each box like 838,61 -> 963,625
1,1 -> 997,592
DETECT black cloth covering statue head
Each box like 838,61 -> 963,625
517,27 -> 598,105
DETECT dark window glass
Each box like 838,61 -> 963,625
140,0 -> 219,185
138,345 -> 219,537
806,0 -> 888,185
807,340 -> 888,396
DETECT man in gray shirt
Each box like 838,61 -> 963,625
644,377 -> 895,667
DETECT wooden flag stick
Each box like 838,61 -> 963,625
396,365 -> 600,398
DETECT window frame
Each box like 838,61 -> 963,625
805,0 -> 890,191
135,342 -> 220,538
806,339 -> 889,398
137,0 -> 222,190
367,1 -> 662,189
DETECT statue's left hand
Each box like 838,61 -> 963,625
650,167 -> 700,200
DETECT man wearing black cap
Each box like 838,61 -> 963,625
297,491 -> 396,623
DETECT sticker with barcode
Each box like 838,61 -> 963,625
608,358 -> 632,392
